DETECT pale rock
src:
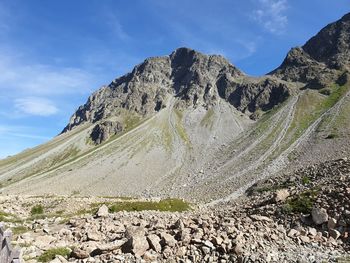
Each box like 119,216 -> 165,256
203,240 -> 215,250
308,227 -> 317,237
212,236 -> 223,245
96,204 -> 109,217
287,229 -> 299,238
312,207 -> 328,225
34,235 -> 56,249
160,232 -> 177,247
250,215 -> 273,222
123,226 -> 149,257
87,229 -> 101,241
147,234 -> 162,252
234,243 -> 243,255
274,189 -> 290,202
143,250 -> 158,261
299,235 -> 310,243
327,218 -> 337,229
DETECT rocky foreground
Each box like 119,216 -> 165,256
0,158 -> 349,262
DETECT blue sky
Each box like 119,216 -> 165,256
0,0 -> 348,158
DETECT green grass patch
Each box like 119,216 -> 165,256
174,109 -> 190,145
0,210 -> 11,221
37,247 -> 71,262
30,204 -> 44,215
301,176 -> 310,185
0,211 -> 23,223
284,83 -> 349,150
283,190 -> 318,214
109,198 -> 191,213
319,88 -> 331,96
11,226 -> 29,235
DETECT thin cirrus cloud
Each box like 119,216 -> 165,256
104,12 -> 130,41
0,57 -> 94,96
251,0 -> 288,34
14,97 -> 59,117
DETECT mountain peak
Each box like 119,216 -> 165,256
271,12 -> 350,85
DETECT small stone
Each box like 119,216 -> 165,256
203,240 -> 215,250
299,235 -> 310,243
147,234 -> 162,253
250,215 -> 273,222
160,233 -> 177,247
308,227 -> 317,237
87,230 -> 101,241
71,248 -> 89,259
96,204 -> 109,217
327,218 -> 337,229
143,251 -> 158,261
270,234 -> 278,241
312,207 -> 328,225
274,189 -> 290,202
287,229 -> 299,238
212,236 -> 223,245
234,243 -> 243,255
329,229 -> 341,240
122,227 -> 149,257
176,246 -> 187,257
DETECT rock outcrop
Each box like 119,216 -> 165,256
271,12 -> 350,87
90,121 -> 123,145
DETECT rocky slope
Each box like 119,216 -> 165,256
0,13 -> 349,205
0,157 -> 349,262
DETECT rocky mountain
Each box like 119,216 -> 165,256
63,48 -> 290,143
271,12 -> 350,88
0,12 -> 350,204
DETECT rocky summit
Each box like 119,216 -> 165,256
0,12 -> 350,263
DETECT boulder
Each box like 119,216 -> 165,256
311,207 -> 328,225
122,227 -> 149,257
160,232 -> 177,247
96,204 -> 109,218
87,229 -> 101,241
147,234 -> 162,253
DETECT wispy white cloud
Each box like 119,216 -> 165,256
104,12 -> 130,41
251,0 -> 288,34
14,97 -> 58,116
0,51 -> 95,96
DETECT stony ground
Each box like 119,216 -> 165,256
0,157 -> 349,262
